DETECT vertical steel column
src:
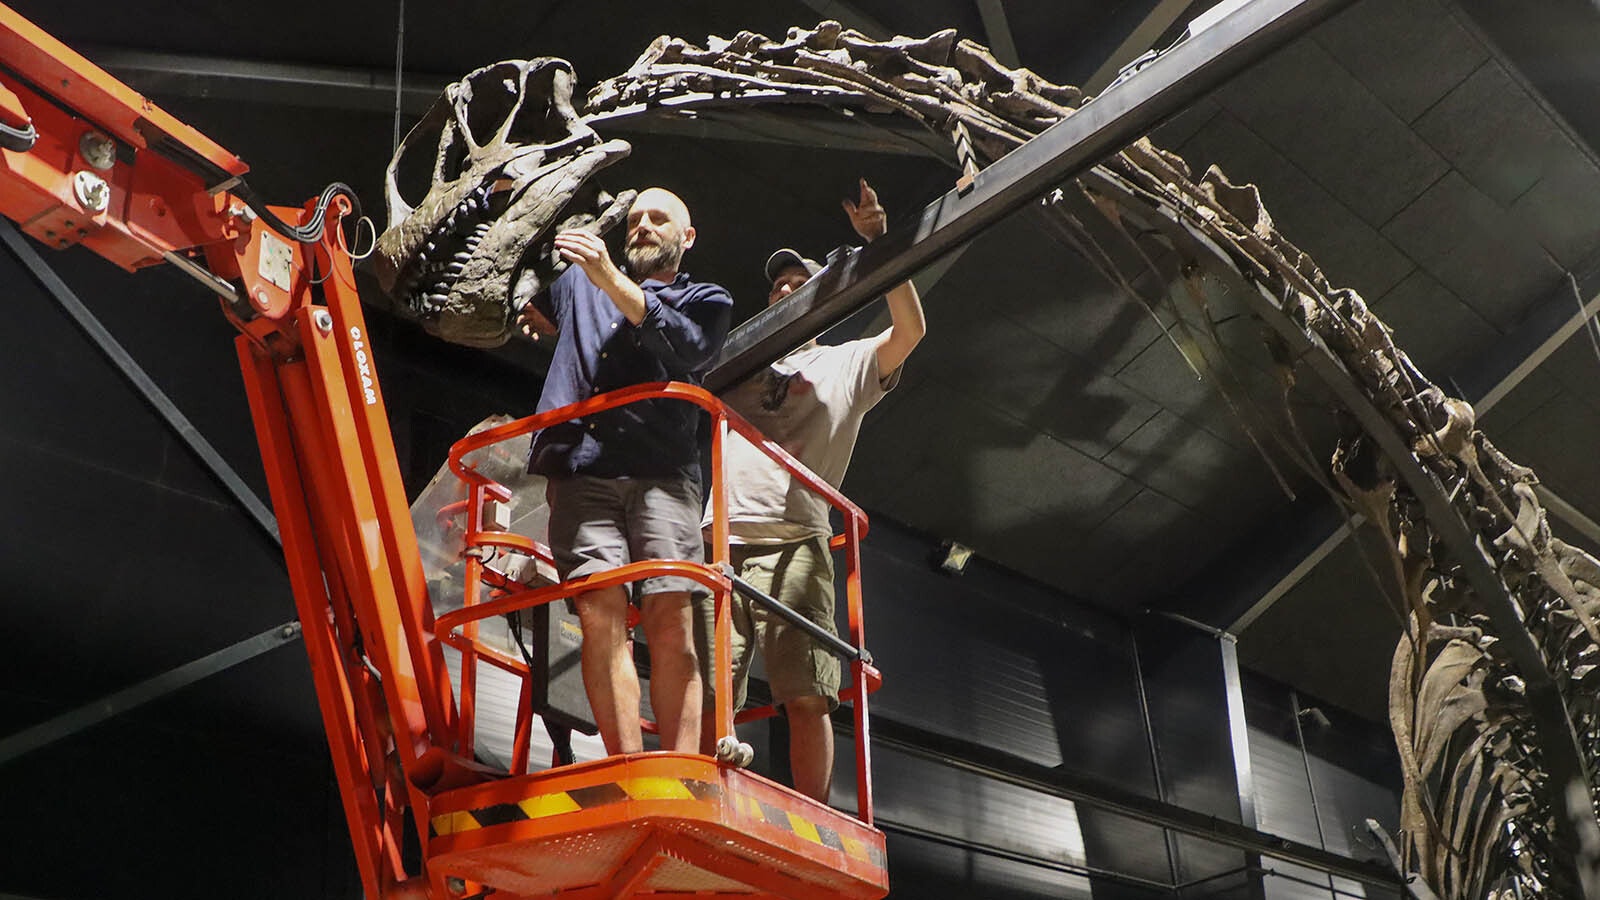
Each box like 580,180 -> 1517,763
1219,632 -> 1268,900
1137,612 -> 1268,896
1129,633 -> 1183,888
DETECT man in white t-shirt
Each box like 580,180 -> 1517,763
700,179 -> 925,801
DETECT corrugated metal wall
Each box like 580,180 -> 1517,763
1244,673 -> 1402,900
845,521 -> 1407,898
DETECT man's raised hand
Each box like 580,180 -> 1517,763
554,229 -> 621,286
842,178 -> 887,242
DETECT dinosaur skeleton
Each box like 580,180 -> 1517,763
375,22 -> 1600,897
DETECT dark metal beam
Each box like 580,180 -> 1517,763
0,221 -> 280,545
93,48 -> 936,157
0,621 -> 303,765
705,0 -> 1357,392
974,0 -> 1022,69
89,47 -> 446,116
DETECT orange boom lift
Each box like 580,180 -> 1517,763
0,6 -> 887,898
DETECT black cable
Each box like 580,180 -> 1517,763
234,180 -> 362,245
507,606 -> 576,767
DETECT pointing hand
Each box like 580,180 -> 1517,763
842,178 -> 886,242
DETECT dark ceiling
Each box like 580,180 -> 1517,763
5,0 -> 1600,892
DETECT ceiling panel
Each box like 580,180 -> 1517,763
1109,331 -> 1246,450
1213,35 -> 1450,228
1237,537 -> 1405,722
957,211 -> 1171,376
1478,366 -> 1565,434
1369,268 -> 1499,386
1508,148 -> 1600,269
913,314 -> 1163,462
1176,108 -> 1416,303
1531,328 -> 1600,417
1084,489 -> 1254,607
1101,410 -> 1281,515
851,381 -> 1143,564
1414,59 -> 1578,207
1311,0 -> 1489,124
1380,171 -> 1564,331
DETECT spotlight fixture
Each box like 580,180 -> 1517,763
936,540 -> 974,576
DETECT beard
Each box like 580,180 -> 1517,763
625,232 -> 685,278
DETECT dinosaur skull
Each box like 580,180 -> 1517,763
372,58 -> 633,347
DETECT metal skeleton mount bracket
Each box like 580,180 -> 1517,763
372,59 -> 633,348
376,22 -> 1600,896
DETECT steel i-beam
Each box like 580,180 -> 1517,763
705,0 -> 1357,392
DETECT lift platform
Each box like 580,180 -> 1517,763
423,383 -> 887,899
425,754 -> 886,898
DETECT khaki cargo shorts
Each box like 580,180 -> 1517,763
698,536 -> 840,711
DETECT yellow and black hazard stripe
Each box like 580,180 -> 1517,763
727,793 -> 887,869
430,776 -> 721,837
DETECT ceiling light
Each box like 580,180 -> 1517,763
936,540 -> 974,576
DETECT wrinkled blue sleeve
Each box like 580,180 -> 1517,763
636,284 -> 733,377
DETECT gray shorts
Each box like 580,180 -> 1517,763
545,473 -> 709,601
697,536 -> 840,711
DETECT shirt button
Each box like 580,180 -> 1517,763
600,352 -> 608,359
587,423 -> 595,430
610,321 -> 619,329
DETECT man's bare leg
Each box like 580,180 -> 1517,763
786,695 -> 834,803
640,590 -> 701,752
574,584 -> 641,754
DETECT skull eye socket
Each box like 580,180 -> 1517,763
389,113 -> 453,212
461,61 -> 579,151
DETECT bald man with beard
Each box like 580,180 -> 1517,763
522,188 -> 733,756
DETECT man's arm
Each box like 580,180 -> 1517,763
636,287 -> 734,376
554,227 -> 732,375
844,179 -> 926,375
875,280 -> 925,376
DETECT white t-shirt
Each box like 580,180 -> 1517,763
710,338 -> 899,544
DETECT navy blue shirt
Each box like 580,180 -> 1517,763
529,265 -> 733,479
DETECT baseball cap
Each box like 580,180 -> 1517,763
764,248 -> 822,283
